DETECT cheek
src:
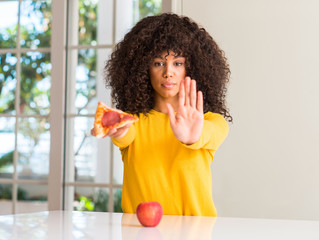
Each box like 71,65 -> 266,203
149,70 -> 155,78
179,68 -> 186,78
149,72 -> 158,89
149,69 -> 161,82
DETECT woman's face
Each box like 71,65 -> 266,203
149,51 -> 186,102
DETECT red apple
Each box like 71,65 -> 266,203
136,201 -> 163,227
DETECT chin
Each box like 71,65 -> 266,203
161,93 -> 178,99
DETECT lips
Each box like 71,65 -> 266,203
162,82 -> 176,89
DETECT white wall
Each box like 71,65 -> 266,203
182,0 -> 319,220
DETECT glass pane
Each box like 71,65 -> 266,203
78,0 -> 98,45
74,117 -> 95,181
114,0 -> 162,42
0,53 -> 17,114
0,184 -> 12,200
113,146 -> 123,185
113,188 -> 122,213
65,117 -> 111,185
69,49 -> 96,114
0,1 -> 18,49
68,0 -> 114,46
76,49 -> 97,114
133,0 -> 162,24
0,184 -> 13,215
81,117 -> 110,182
20,52 -> 51,115
0,117 -> 15,178
17,118 -> 50,179
73,187 -> 109,212
67,48 -> 110,115
16,184 -> 48,214
20,0 -> 52,49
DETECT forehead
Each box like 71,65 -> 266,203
154,50 -> 184,59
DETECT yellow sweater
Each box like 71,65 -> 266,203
112,110 -> 229,216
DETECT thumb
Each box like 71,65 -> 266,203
91,128 -> 96,136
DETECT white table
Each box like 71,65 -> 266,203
0,211 -> 318,239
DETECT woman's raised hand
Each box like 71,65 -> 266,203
167,77 -> 204,145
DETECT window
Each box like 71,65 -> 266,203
64,0 -> 162,213
0,0 -> 163,214
0,0 -> 52,214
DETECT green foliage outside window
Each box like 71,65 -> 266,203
136,0 -> 161,20
0,184 -> 46,201
74,188 -> 122,212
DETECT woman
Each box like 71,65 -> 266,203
92,13 -> 232,216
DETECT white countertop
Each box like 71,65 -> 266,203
0,211 -> 318,240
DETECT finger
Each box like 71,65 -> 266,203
111,123 -> 132,138
179,79 -> 185,106
197,90 -> 204,113
123,122 -> 132,129
112,129 -> 127,139
184,77 -> 190,106
107,128 -> 117,136
114,123 -> 130,132
166,103 -> 176,125
91,128 -> 96,136
190,80 -> 197,108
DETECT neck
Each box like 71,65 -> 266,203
153,97 -> 178,114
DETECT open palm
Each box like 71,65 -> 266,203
167,77 -> 204,145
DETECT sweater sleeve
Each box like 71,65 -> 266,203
182,112 -> 229,150
111,124 -> 136,149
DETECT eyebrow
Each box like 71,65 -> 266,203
154,55 -> 184,59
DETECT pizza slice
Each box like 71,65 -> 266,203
93,101 -> 138,138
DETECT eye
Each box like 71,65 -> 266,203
153,61 -> 164,67
174,62 -> 184,66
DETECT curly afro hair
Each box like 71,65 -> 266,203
105,13 -> 232,122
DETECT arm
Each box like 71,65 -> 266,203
111,123 -> 136,148
182,112 -> 229,150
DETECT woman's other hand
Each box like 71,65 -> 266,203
91,123 -> 132,139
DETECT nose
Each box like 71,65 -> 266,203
163,64 -> 173,78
